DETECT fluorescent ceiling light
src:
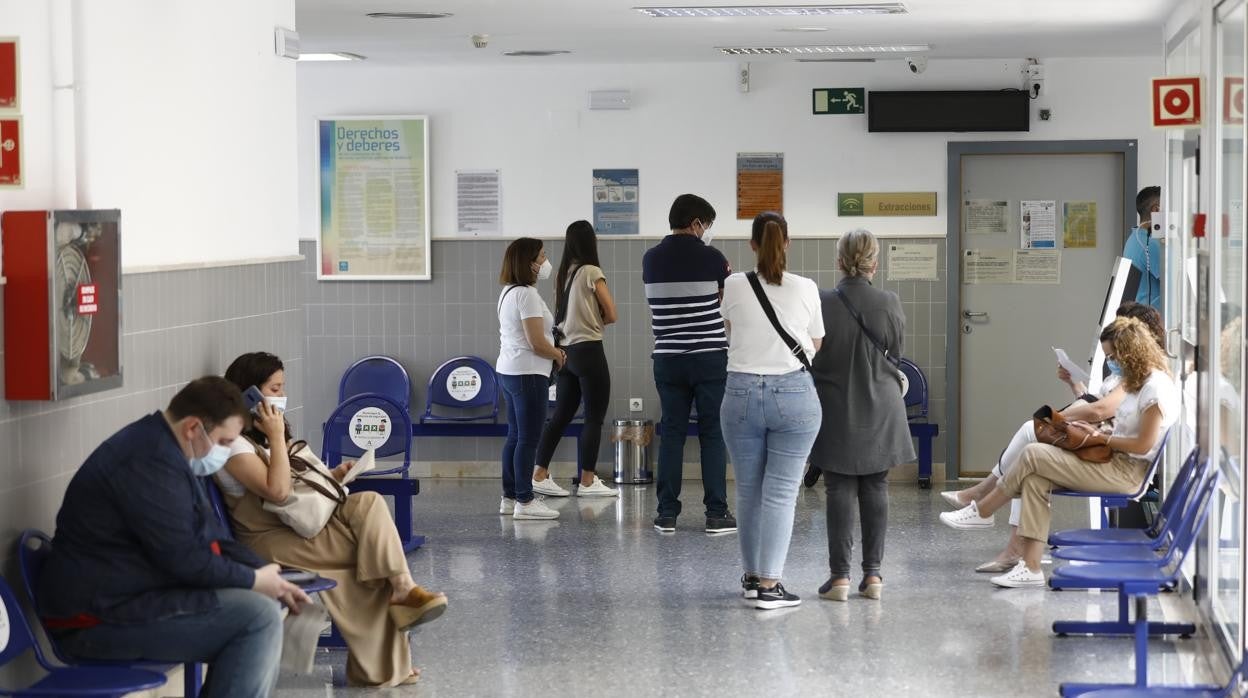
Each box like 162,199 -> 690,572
718,43 -> 927,55
366,12 -> 453,19
778,26 -> 831,32
503,50 -> 572,57
297,52 -> 366,61
635,4 -> 906,17
795,57 -> 876,62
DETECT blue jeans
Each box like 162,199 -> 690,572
56,588 -> 282,698
499,372 -> 548,504
721,370 -> 821,580
653,352 -> 729,518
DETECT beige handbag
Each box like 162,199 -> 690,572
257,440 -> 347,539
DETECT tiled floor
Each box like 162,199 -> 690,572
275,479 -> 1217,697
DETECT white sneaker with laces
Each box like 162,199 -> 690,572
990,561 -> 1046,588
576,476 -> 620,498
939,501 -> 995,530
531,477 -> 571,497
499,497 -> 515,515
514,498 -> 560,520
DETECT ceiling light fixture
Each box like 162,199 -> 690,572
778,26 -> 832,32
503,50 -> 572,57
297,52 -> 366,61
635,4 -> 906,18
366,12 -> 453,19
717,43 -> 927,55
795,57 -> 877,62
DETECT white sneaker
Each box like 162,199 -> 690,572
531,477 -> 571,497
939,501 -> 995,530
499,497 -> 515,515
514,498 -> 560,520
576,476 -> 620,498
990,561 -> 1046,588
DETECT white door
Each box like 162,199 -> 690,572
958,152 -> 1126,476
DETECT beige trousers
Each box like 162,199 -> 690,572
239,491 -> 414,687
996,443 -> 1148,542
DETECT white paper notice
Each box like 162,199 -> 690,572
456,170 -> 502,236
1013,249 -> 1061,284
887,243 -> 939,281
964,200 -> 1009,235
1020,200 -> 1057,248
1053,346 -> 1090,385
963,249 -> 1014,284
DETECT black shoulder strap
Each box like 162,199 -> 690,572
553,266 -> 580,327
833,288 -> 901,368
496,284 -> 520,315
746,271 -> 811,370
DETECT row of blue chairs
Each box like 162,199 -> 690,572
1047,449 -> 1239,697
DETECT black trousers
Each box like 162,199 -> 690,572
824,470 -> 889,579
536,341 -> 611,474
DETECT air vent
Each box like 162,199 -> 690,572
503,50 -> 572,57
635,4 -> 906,18
366,12 -> 453,19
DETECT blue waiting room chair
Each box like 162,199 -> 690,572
0,569 -> 167,697
419,355 -> 501,423
323,391 -> 424,551
1049,461 -> 1221,697
1053,428 -> 1171,529
1077,658 -> 1243,697
339,355 -> 412,410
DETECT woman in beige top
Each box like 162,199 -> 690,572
217,352 -> 446,687
532,220 -> 621,497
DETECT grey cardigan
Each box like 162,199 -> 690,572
809,276 -> 916,475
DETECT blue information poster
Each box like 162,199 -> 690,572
592,169 -> 640,235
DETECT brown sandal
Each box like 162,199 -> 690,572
389,586 -> 448,631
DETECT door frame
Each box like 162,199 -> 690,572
944,139 -> 1140,480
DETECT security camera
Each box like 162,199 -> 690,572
905,56 -> 927,74
471,34 -> 489,49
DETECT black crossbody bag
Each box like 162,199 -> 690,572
745,271 -> 811,371
832,288 -> 905,392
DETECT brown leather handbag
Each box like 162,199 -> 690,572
1032,405 -> 1114,463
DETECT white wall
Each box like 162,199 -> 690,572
0,0 -> 300,270
297,56 -> 1165,240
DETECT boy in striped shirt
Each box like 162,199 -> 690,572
643,194 -> 736,535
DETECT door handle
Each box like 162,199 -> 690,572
963,311 -> 988,319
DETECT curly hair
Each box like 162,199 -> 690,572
1101,316 -> 1170,393
1115,301 -> 1165,348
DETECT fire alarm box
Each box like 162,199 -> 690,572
2,210 -> 123,400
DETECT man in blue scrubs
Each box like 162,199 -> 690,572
1122,185 -> 1162,309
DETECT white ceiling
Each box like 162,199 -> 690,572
295,0 -> 1180,65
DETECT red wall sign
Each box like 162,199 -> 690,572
0,39 -> 15,110
0,117 -> 19,186
1224,76 -> 1243,125
1152,76 -> 1202,128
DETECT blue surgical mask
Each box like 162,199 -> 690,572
189,423 -> 231,477
1106,359 -> 1123,376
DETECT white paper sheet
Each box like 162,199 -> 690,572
1052,346 -> 1090,385
341,448 -> 376,485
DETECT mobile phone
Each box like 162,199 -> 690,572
243,385 -> 265,413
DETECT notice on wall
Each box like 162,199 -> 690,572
737,152 -> 784,219
1013,249 -> 1061,284
1062,201 -> 1098,249
456,169 -> 502,236
592,169 -> 640,235
887,243 -> 939,281
0,39 -> 17,110
1021,200 -> 1057,248
317,117 -> 430,280
964,200 -> 1009,235
963,249 -> 1014,284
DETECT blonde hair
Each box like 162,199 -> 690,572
838,228 -> 879,278
1104,316 -> 1170,392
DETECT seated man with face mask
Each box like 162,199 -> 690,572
36,376 -> 311,698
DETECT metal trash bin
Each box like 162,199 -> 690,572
611,418 -> 654,484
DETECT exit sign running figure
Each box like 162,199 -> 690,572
813,88 -> 865,115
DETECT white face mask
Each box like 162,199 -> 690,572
263,395 -> 288,412
537,259 -> 553,280
697,220 -> 714,246
189,423 -> 231,477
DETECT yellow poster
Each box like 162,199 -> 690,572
1062,201 -> 1097,249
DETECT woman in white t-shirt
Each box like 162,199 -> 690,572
218,352 -> 445,687
940,302 -> 1166,573
941,317 -> 1180,588
719,211 -> 824,610
496,237 -> 566,520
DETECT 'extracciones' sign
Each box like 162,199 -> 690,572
838,192 -> 937,217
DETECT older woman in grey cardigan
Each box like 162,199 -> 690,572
810,229 -> 914,601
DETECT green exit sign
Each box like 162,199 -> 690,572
812,88 -> 865,115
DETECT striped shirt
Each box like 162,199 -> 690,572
642,234 -> 732,356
